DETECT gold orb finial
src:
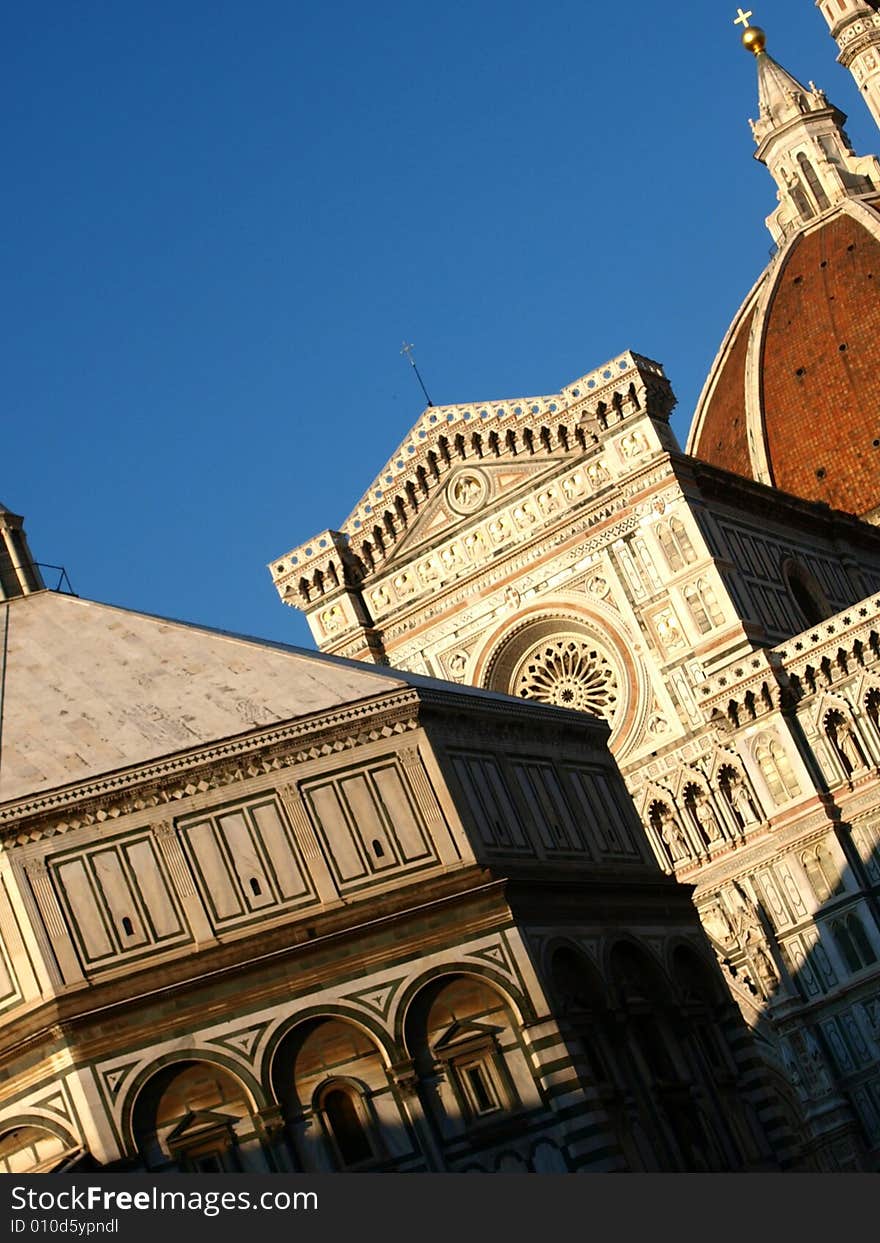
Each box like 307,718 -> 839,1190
742,24 -> 767,55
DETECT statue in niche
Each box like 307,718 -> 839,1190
793,1030 -> 833,1098
750,942 -> 779,996
730,775 -> 759,826
562,472 -> 585,501
653,806 -> 690,863
832,717 -> 866,776
464,530 -> 486,560
701,900 -> 736,950
488,517 -> 508,543
722,769 -> 759,830
693,792 -> 723,844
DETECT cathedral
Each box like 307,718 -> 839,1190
2,6 -> 880,1174
273,6 -> 880,1170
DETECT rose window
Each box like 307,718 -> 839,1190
513,637 -> 619,719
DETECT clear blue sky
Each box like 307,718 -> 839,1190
5,1 -> 877,649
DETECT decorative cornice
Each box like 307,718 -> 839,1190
373,465 -> 681,647
0,689 -> 423,844
695,593 -> 880,727
271,353 -> 676,608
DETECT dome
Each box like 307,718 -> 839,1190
688,198 -> 880,522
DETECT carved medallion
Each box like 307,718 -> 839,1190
447,470 -> 489,515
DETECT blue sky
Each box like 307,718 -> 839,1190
5,1 -> 878,649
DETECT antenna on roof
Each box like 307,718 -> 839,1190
400,342 -> 434,407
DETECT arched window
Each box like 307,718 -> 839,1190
671,948 -> 729,1077
843,914 -> 877,969
797,152 -> 831,211
831,921 -> 862,974
754,735 -> 801,803
0,1126 -> 75,1175
657,518 -> 697,572
801,843 -> 844,904
318,1084 -> 375,1168
270,1017 -> 395,1172
783,561 -> 831,627
683,579 -> 725,635
610,944 -> 678,1082
782,165 -> 815,223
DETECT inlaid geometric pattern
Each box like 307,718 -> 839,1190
341,977 -> 407,1020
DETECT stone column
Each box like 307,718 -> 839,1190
390,1060 -> 445,1171
150,820 -> 216,944
278,786 -> 339,904
399,746 -> 460,866
23,858 -> 84,986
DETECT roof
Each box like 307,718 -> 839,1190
0,589 -> 597,806
688,197 -> 880,518
0,590 -> 411,803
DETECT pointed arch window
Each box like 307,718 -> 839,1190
830,915 -> 877,974
784,166 -> 815,224
657,518 -> 697,572
683,579 -> 725,635
802,843 -> 844,904
754,735 -> 801,803
797,152 -> 831,211
831,913 -> 878,973
783,561 -> 832,627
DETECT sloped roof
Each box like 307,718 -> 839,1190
0,590 -> 411,802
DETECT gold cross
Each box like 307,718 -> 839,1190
734,8 -> 753,27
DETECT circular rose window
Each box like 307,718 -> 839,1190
513,636 -> 619,719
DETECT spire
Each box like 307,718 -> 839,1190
737,15 -> 880,243
0,504 -> 44,601
816,0 -> 880,132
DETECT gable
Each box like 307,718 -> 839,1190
384,457 -> 575,566
272,350 -> 676,609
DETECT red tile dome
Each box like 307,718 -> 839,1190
689,201 -> 880,521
